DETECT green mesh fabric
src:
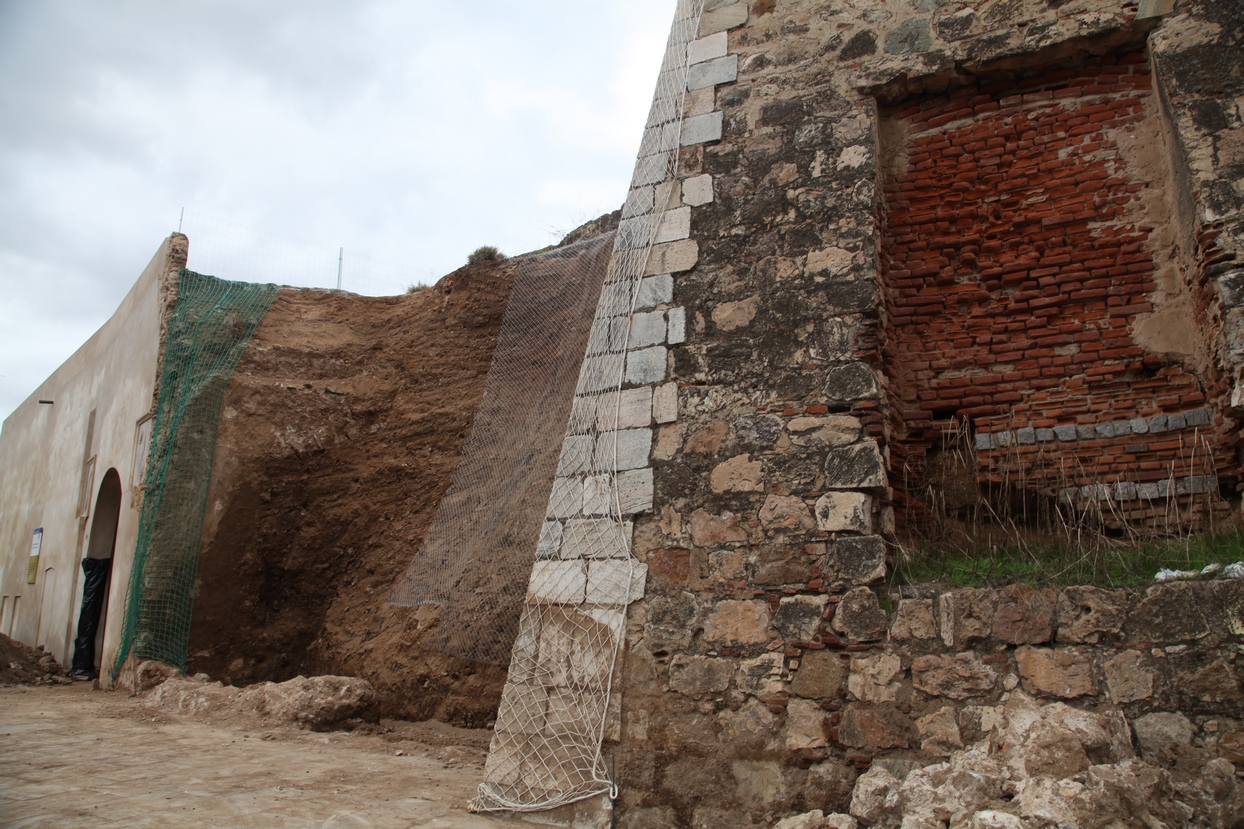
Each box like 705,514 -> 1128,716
113,269 -> 279,676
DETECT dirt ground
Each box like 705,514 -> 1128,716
0,683 -> 528,828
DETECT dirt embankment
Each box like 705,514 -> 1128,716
188,260 -> 515,726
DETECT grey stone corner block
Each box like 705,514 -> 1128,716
594,428 -> 654,472
635,274 -> 674,309
681,111 -> 724,146
626,346 -> 668,385
688,31 -> 728,66
682,174 -> 714,206
655,206 -> 692,244
667,306 -> 687,345
687,54 -> 738,91
699,3 -> 748,37
646,240 -> 699,275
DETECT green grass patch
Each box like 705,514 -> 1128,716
892,530 -> 1244,589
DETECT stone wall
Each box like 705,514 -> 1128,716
601,0 -> 1244,827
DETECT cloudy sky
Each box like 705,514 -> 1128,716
0,0 -> 674,422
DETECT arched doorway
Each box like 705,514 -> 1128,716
71,469 -> 121,680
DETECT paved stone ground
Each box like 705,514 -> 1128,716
0,684 -> 526,828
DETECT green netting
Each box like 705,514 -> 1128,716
112,269 -> 279,677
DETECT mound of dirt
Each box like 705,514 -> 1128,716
0,632 -> 67,685
145,673 -> 376,731
188,259 -> 517,725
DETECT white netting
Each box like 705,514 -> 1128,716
471,0 -> 705,813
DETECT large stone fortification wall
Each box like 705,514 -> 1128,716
482,0 -> 1243,826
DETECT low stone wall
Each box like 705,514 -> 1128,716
616,578 -> 1244,827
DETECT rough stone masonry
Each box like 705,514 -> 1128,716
484,0 -> 1244,826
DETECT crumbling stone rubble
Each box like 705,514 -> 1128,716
775,692 -> 1244,829
144,672 -> 376,731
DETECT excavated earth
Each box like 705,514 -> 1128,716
187,258 -> 517,726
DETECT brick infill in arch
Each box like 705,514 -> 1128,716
877,51 -> 1237,533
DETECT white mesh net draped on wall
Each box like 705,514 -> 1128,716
469,0 -> 706,813
390,233 -> 617,665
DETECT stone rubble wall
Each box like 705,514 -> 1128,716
595,0 -> 1244,827
476,0 -> 1243,825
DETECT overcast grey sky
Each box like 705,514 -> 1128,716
0,0 -> 674,422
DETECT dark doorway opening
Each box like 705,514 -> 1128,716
72,468 -> 121,679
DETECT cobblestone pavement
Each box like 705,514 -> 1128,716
0,684 -> 524,828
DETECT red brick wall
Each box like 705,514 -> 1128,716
880,53 -> 1235,531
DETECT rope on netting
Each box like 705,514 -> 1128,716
469,0 -> 706,812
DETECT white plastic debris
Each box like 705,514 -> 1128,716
1224,562 -> 1244,579
1155,569 -> 1200,582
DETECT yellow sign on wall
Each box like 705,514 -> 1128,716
26,528 -> 42,585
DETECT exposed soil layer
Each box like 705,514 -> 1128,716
188,260 -> 517,726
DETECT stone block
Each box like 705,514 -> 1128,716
582,474 -> 612,516
1015,647 -> 1097,698
645,240 -> 698,276
823,442 -> 886,489
1056,586 -> 1126,643
791,650 -> 847,700
1132,712 -> 1194,760
577,352 -> 626,394
704,599 -> 770,645
623,185 -> 654,218
839,703 -> 911,749
688,54 -> 738,90
736,653 -> 784,695
734,413 -> 783,447
885,18 -> 932,53
597,386 -> 653,431
536,520 -> 564,560
688,508 -> 748,546
712,295 -> 760,330
586,560 -> 646,605
556,435 -> 594,477
815,491 -> 873,533
680,112 -> 724,146
848,653 -> 903,703
1125,582 -> 1210,643
832,587 -> 887,641
548,476 -> 582,519
682,173 -> 714,205
823,362 -> 878,402
759,494 -> 815,532
527,561 -> 586,604
616,467 -> 654,515
916,706 -> 963,757
785,698 -> 829,750
653,382 -> 678,423
493,680 -> 549,736
824,536 -> 886,584
628,310 -> 668,349
1180,657 -> 1241,702
544,688 -> 607,737
1103,650 -> 1155,703
807,246 -> 855,276
710,453 -> 765,492
670,655 -> 735,696
774,594 -> 829,642
991,583 -> 1056,645
560,518 -> 632,560
625,346 -> 668,385
688,31 -> 728,65
890,599 -> 936,640
732,759 -> 787,808
699,2 -> 748,36
635,273 -> 673,309
633,152 -> 669,186
655,206 -> 691,244
938,589 -> 996,647
754,543 -> 814,586
536,608 -> 617,688
910,653 -> 997,699
593,428 -> 652,472
666,307 -> 686,345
